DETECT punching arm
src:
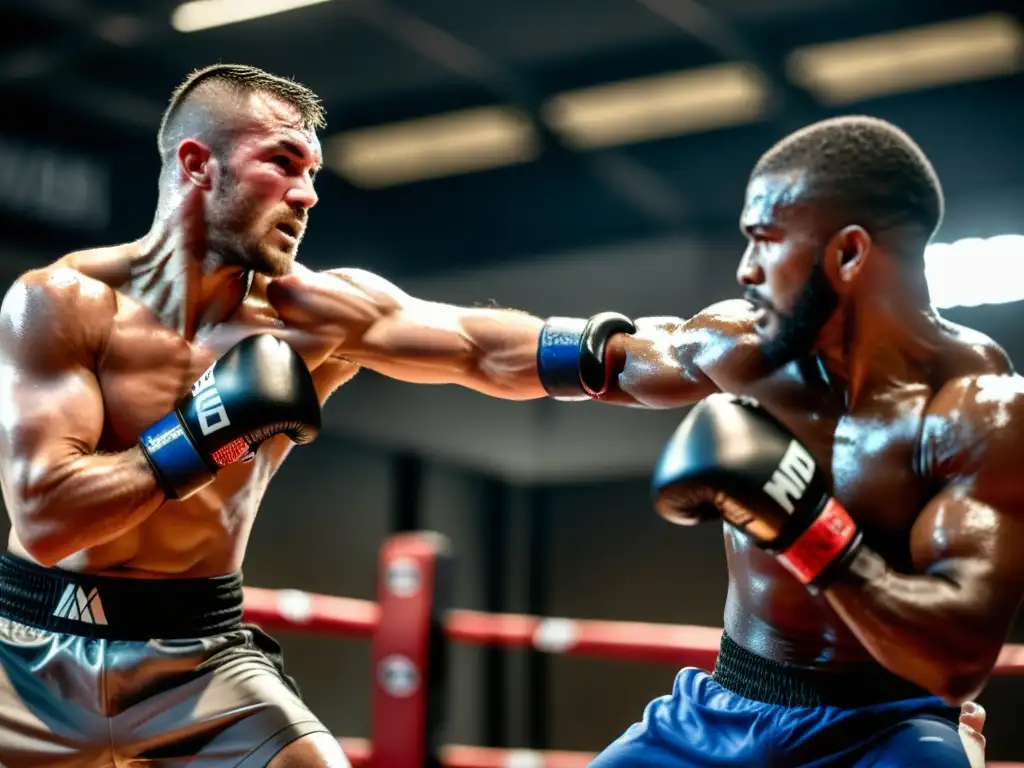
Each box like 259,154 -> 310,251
268,267 -> 757,407
268,267 -> 548,399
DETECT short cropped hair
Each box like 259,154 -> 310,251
157,63 -> 326,159
752,116 -> 944,245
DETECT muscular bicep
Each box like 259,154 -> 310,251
909,484 -> 1024,646
910,379 -> 1024,646
354,291 -> 546,397
0,271 -> 111,511
913,375 -> 1024,600
600,300 -> 764,407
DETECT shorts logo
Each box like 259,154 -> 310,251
52,584 -> 107,626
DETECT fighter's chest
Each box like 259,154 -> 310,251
769,393 -> 933,537
94,302 -> 340,450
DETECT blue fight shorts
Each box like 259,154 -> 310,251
592,633 -> 968,767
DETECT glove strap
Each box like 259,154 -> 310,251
538,313 -> 637,400
775,498 -> 861,589
138,412 -> 216,501
537,317 -> 589,401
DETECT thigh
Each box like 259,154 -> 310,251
0,617 -> 109,767
114,628 -> 332,767
852,716 -> 971,768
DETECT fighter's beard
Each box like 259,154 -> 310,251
760,260 -> 839,370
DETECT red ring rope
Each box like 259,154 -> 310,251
243,586 -> 1024,674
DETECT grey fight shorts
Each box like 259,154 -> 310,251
0,554 -> 333,767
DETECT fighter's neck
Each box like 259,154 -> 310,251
131,223 -> 252,340
814,293 -> 942,409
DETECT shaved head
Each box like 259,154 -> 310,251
751,115 -> 944,257
157,63 -> 325,166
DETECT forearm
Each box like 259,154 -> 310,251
14,445 -> 164,565
348,304 -> 548,399
825,547 -> 997,703
457,307 -> 548,399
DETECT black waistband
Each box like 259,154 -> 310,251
712,632 -> 936,709
0,554 -> 244,640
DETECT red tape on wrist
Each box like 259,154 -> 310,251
776,498 -> 857,584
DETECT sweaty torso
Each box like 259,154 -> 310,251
710,315 -> 1010,668
6,247 -> 360,578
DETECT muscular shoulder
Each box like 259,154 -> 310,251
691,298 -> 760,329
53,244 -> 134,288
264,263 -> 409,322
935,317 -> 1013,377
322,266 -> 410,307
922,373 -> 1024,484
0,266 -> 115,365
673,299 -> 761,379
635,299 -> 758,339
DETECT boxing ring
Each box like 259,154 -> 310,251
242,532 -> 1024,767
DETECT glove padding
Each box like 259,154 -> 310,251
651,393 -> 862,589
139,334 -> 321,500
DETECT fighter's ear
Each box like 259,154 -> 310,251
826,225 -> 872,287
177,139 -> 213,189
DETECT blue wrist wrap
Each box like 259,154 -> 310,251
138,412 -> 215,500
537,317 -> 589,401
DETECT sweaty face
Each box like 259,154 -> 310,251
204,95 -> 322,277
737,172 -> 839,368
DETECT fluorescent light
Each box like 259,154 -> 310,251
925,235 -> 1024,308
787,13 -> 1024,105
325,107 -> 540,188
171,0 -> 332,33
543,62 -> 769,150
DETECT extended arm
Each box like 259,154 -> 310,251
0,269 -> 164,566
268,267 -> 760,406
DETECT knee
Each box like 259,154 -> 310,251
267,732 -> 351,768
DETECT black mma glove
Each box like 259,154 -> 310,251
651,393 -> 862,590
138,334 -> 321,500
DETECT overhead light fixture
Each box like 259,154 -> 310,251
787,13 -> 1024,105
925,235 -> 1024,308
543,62 -> 770,150
171,0 -> 332,33
326,107 -> 540,188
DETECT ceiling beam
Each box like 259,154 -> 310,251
631,0 -> 823,128
345,0 -> 694,228
0,0 -> 169,131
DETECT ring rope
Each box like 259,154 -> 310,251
242,586 -> 1024,673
